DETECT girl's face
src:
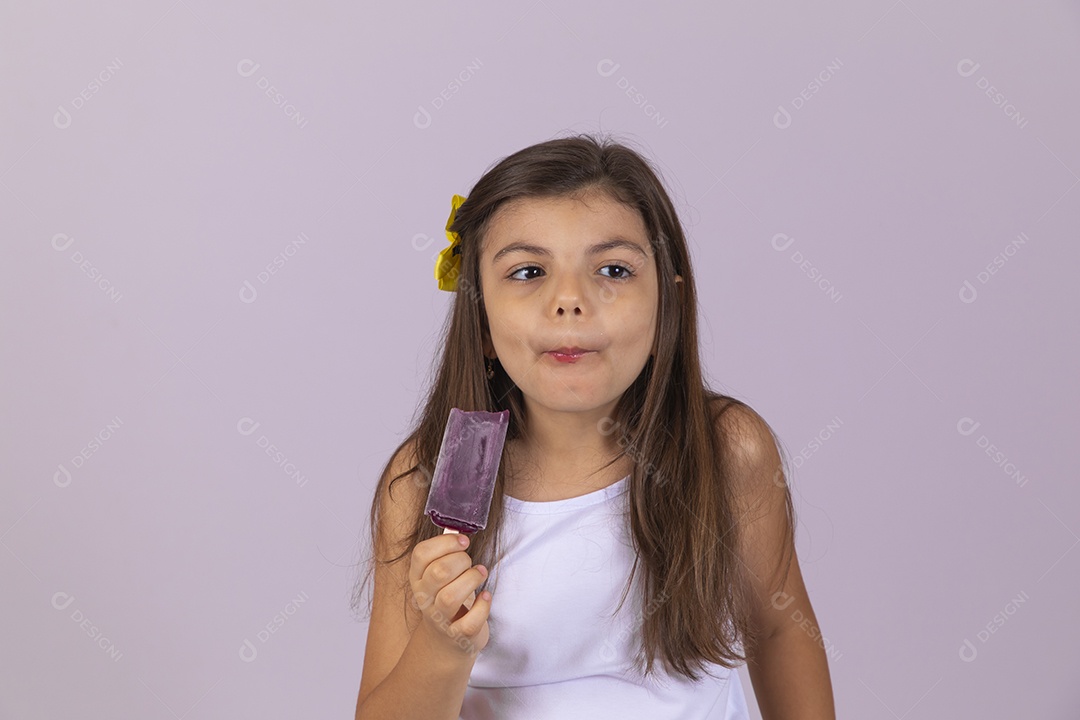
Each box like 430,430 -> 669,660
478,188 -> 661,415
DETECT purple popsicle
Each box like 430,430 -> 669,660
424,408 -> 510,534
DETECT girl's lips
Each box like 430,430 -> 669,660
546,350 -> 592,363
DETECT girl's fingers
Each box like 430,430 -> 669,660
408,534 -> 470,587
434,565 -> 489,618
450,584 -> 492,640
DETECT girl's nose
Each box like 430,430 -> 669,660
556,303 -> 583,316
550,272 -> 587,315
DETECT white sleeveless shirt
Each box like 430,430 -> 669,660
461,474 -> 751,719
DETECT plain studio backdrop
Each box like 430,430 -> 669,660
2,1 -> 1078,717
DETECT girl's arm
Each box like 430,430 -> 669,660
357,622 -> 477,720
744,552 -> 836,719
720,404 -> 837,720
356,443 -> 488,720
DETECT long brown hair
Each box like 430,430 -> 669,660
352,133 -> 796,681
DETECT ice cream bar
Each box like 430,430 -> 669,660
424,408 -> 510,534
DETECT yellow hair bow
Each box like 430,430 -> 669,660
435,194 -> 467,292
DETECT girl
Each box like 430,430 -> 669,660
353,134 -> 836,719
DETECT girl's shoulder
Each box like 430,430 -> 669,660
708,395 -> 767,437
708,396 -> 782,485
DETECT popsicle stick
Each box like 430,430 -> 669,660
442,527 -> 459,535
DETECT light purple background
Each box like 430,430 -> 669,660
3,1 -> 1078,717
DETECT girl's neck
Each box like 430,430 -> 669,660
504,436 -> 632,503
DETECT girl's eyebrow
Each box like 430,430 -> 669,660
491,238 -> 648,265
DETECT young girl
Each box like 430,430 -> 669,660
353,134 -> 836,719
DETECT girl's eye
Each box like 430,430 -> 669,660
507,264 -> 636,282
599,264 -> 635,280
508,265 -> 543,282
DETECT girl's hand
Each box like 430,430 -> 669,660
408,532 -> 492,658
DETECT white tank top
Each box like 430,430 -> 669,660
461,474 -> 751,719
